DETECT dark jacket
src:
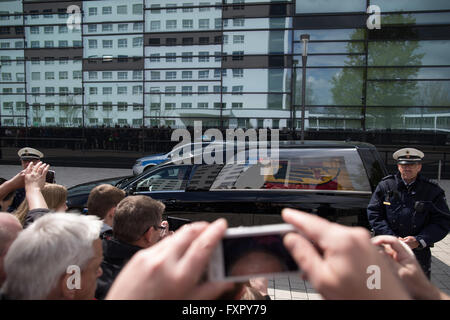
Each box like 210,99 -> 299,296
95,237 -> 142,300
367,172 -> 450,246
23,208 -> 51,228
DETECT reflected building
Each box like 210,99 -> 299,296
0,0 -> 450,132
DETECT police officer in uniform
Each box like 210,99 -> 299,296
367,148 -> 450,278
7,147 -> 44,212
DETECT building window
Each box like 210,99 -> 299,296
118,24 -> 128,32
118,72 -> 128,80
102,102 -> 113,111
133,37 -> 143,47
88,39 -> 97,49
117,87 -> 128,95
199,2 -> 211,11
199,37 -> 210,45
181,102 -> 192,108
133,103 -> 144,111
182,71 -> 193,79
232,85 -> 243,95
198,70 -> 209,79
232,102 -> 243,108
150,4 -> 161,14
166,20 -> 177,29
165,86 -> 176,96
199,19 -> 210,29
89,87 -> 98,95
233,18 -> 245,27
232,51 -> 244,60
199,52 -> 210,62
182,37 -> 194,45
198,86 -> 208,94
103,40 -> 113,48
118,39 -> 127,48
182,19 -> 193,29
89,7 -> 97,16
214,102 -> 226,109
166,53 -> 176,62
233,35 -> 244,44
167,4 -> 177,13
150,21 -> 161,31
133,4 -> 143,15
102,6 -> 112,15
165,103 -> 176,110
182,86 -> 192,96
102,87 -> 112,95
31,72 -> 40,80
150,54 -> 160,62
133,71 -> 143,80
198,102 -> 208,108
44,41 -> 54,48
183,3 -> 194,12
118,102 -> 128,111
59,71 -> 68,80
88,71 -> 98,80
165,71 -> 177,80
30,26 -> 39,34
73,71 -> 82,79
133,22 -> 143,31
59,40 -> 68,47
232,69 -> 244,78
117,5 -> 127,15
182,52 -> 193,62
45,87 -> 55,96
102,24 -> 113,32
30,41 -> 39,48
151,71 -> 161,80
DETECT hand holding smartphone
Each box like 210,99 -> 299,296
208,223 -> 300,282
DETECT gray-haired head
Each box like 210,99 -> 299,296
1,213 -> 102,300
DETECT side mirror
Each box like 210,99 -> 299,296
127,185 -> 136,195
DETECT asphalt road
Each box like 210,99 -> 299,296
0,165 -> 132,189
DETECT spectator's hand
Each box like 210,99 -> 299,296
106,219 -> 233,300
281,208 -> 411,300
7,169 -> 26,190
160,220 -> 173,239
248,277 -> 268,296
399,236 -> 419,249
372,235 -> 448,300
24,161 -> 49,193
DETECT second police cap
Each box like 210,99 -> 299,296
18,147 -> 44,161
393,148 -> 424,164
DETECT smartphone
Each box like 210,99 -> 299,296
208,223 -> 300,282
46,170 -> 55,184
167,216 -> 192,232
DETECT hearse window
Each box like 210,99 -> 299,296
210,148 -> 371,192
186,164 -> 224,191
135,165 -> 191,192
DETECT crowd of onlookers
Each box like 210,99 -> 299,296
0,154 -> 449,300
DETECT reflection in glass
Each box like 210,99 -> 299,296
366,107 -> 450,132
296,0 -> 366,14
293,68 -> 364,106
374,0 -> 450,12
294,29 -> 365,41
368,67 -> 450,80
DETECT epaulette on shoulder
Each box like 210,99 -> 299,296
382,175 -> 395,181
422,176 -> 440,187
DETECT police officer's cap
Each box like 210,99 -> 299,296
18,147 -> 44,161
393,148 -> 424,164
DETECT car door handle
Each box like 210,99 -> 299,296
163,199 -> 177,204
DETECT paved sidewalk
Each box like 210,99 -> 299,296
269,233 -> 450,300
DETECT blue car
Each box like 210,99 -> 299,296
132,141 -> 228,175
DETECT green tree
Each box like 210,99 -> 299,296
330,14 -> 424,130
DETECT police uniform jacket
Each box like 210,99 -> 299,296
367,172 -> 450,247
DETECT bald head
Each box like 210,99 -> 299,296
0,212 -> 22,286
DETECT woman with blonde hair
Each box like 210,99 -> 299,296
14,183 -> 68,228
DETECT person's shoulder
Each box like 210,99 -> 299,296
381,174 -> 395,181
418,175 -> 445,191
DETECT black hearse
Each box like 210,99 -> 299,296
67,141 -> 387,229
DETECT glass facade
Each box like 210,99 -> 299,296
0,0 -> 449,132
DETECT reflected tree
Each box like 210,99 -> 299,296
330,15 -> 424,130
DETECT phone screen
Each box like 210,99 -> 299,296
222,234 -> 298,278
